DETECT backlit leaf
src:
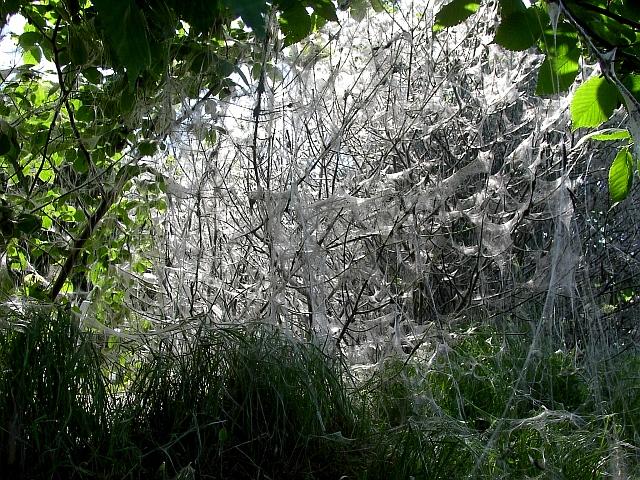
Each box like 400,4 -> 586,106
223,0 -> 267,37
38,168 -> 54,183
623,74 -> 640,102
494,7 -> 547,51
571,76 -> 621,130
433,0 -> 481,32
590,129 -> 631,141
306,0 -> 338,21
279,3 -> 314,45
535,23 -> 580,95
609,147 -> 634,203
498,0 -> 526,16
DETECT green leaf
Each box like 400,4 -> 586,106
306,0 -> 338,21
18,31 -> 42,49
498,0 -> 526,16
565,2 -> 639,48
609,147 -> 634,203
68,27 -> 90,66
370,0 -> 386,13
310,13 -> 328,32
223,0 -> 267,37
571,76 -> 621,130
535,24 -> 580,95
433,0 -> 481,32
76,105 -> 95,122
622,74 -> 640,102
82,67 -> 103,84
279,3 -> 314,46
73,155 -> 89,174
93,0 -> 152,85
38,168 -> 54,183
590,129 -> 631,141
172,0 -> 224,34
138,141 -> 158,157
494,7 -> 547,51
41,215 -> 52,230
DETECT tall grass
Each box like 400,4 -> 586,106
113,325 -> 366,479
0,306 -> 638,479
0,307 -> 369,479
0,306 -> 108,478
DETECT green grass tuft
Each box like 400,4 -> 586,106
0,307 -> 638,479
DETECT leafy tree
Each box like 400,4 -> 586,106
434,0 -> 640,201
0,0 -> 339,307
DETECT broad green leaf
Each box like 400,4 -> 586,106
18,31 -> 41,49
68,29 -> 89,66
494,7 -> 547,51
76,105 -> 95,122
23,47 -> 42,65
93,0 -> 152,85
38,168 -> 54,183
536,24 -> 580,95
565,1 -> 639,47
498,0 -> 526,16
223,0 -> 267,37
41,215 -> 52,229
306,0 -> 338,21
82,67 -> 103,84
609,147 -> 634,202
61,279 -> 74,294
73,155 -> 88,174
623,74 -> 640,102
571,76 -> 621,130
58,205 -> 77,222
590,129 -> 631,141
370,0 -> 386,13
310,13 -> 328,32
279,3 -> 314,45
171,0 -> 224,34
433,0 -> 481,32
138,141 -> 158,157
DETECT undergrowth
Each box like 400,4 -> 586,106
0,306 -> 638,479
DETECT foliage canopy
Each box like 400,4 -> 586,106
0,0 -> 638,322
434,0 -> 640,201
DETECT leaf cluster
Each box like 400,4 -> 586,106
0,0 -> 344,305
433,0 -> 640,201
